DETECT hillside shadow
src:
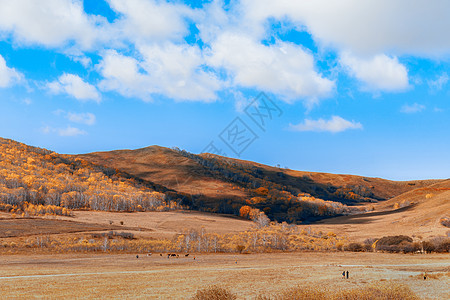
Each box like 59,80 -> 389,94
313,204 -> 417,225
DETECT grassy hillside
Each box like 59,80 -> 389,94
0,138 -> 184,214
0,137 -> 445,225
79,146 -> 441,222
310,180 -> 450,240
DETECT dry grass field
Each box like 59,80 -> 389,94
308,180 -> 450,241
0,252 -> 448,299
55,210 -> 254,239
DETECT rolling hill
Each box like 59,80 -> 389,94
0,137 -> 447,230
310,179 -> 450,240
80,146 -> 441,204
78,145 -> 445,223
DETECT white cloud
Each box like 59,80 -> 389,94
42,125 -> 87,137
70,55 -> 92,68
400,103 -> 426,114
340,52 -> 409,92
67,112 -> 96,126
428,73 -> 449,91
207,33 -> 334,104
97,50 -> 150,100
0,54 -> 22,87
231,90 -> 252,113
107,0 -> 196,43
0,0 -> 107,50
239,0 -> 450,57
58,126 -> 87,137
290,116 -> 362,133
48,73 -> 101,102
98,45 -> 222,102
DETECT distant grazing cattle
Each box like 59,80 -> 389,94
185,254 -> 189,257
160,253 -> 163,257
147,253 -> 152,256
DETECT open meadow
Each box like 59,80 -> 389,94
0,252 -> 448,299
0,207 -> 448,299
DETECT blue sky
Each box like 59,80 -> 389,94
0,0 -> 449,180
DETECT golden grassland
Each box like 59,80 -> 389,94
0,252 -> 448,299
0,209 -> 448,299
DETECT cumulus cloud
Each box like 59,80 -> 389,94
47,73 -> 101,102
0,0 -> 107,50
98,46 -> 222,102
58,126 -> 87,137
0,54 -> 22,87
340,52 -> 409,92
42,125 -> 87,137
239,0 -> 450,57
107,0 -> 196,43
67,112 -> 96,126
400,103 -> 426,114
207,33 -> 334,104
290,116 -> 362,133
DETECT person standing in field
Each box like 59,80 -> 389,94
346,271 -> 349,279
342,271 -> 345,279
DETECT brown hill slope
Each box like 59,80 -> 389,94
310,180 -> 450,240
78,146 -> 246,200
79,146 -> 440,204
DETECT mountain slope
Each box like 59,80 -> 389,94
312,179 -> 450,240
78,146 -> 443,222
0,138 -> 177,213
79,146 -> 440,203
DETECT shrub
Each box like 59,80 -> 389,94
440,217 -> 450,228
236,245 -> 245,253
255,283 -> 418,300
377,235 -> 413,246
428,237 -> 450,253
376,235 -> 413,252
116,232 -> 134,240
338,283 -> 419,300
422,241 -> 435,253
346,242 -> 365,252
193,285 -> 237,300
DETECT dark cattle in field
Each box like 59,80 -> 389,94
160,253 -> 162,257
185,254 -> 189,257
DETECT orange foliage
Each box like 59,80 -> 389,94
239,205 -> 251,218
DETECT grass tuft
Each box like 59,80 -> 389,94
193,285 -> 237,300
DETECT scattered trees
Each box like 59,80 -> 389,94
0,138 -> 172,214
345,235 -> 449,253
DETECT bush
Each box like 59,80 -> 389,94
422,241 -> 435,253
338,283 -> 419,300
277,286 -> 327,300
193,285 -> 237,300
440,217 -> 450,228
255,283 -> 418,300
116,232 -> 134,240
428,237 -> 450,253
346,242 -> 365,252
377,235 -> 413,246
